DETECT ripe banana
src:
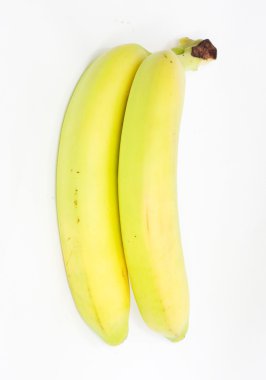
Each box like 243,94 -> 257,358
118,39 -> 216,341
56,44 -> 149,345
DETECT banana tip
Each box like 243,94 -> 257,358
191,39 -> 217,60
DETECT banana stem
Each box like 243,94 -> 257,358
172,38 -> 217,71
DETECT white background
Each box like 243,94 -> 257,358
1,0 -> 266,379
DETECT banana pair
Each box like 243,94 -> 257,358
56,38 -> 216,345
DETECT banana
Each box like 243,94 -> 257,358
118,40 -> 216,341
56,44 -> 149,345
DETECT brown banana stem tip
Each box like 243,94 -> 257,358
191,39 -> 217,60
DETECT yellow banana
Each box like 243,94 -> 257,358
56,44 -> 149,345
118,39 -> 216,341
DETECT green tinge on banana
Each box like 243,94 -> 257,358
56,44 -> 149,345
119,39 -> 216,341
